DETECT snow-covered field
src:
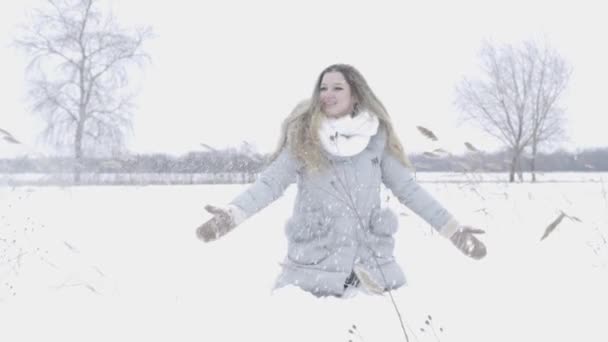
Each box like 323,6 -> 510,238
2,171 -> 605,186
1,173 -> 607,342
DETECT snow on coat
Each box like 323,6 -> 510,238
230,126 -> 457,297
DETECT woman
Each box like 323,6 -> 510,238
196,64 -> 486,298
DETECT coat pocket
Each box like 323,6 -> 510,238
286,209 -> 333,242
367,207 -> 398,259
285,209 -> 335,265
369,207 -> 398,236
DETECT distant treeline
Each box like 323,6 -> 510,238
411,147 -> 608,172
0,150 -> 266,174
1,147 -> 607,174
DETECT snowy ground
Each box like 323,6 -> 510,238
1,173 -> 608,342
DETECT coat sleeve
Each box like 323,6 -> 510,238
229,148 -> 298,220
380,149 -> 459,238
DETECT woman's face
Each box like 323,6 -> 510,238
319,71 -> 355,118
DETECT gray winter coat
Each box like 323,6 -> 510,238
231,126 -> 457,297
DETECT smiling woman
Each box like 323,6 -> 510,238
195,63 -> 487,299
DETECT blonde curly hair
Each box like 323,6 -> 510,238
270,64 -> 413,172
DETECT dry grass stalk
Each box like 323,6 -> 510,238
464,142 -> 480,152
541,209 -> 585,241
416,126 -> 438,141
0,128 -> 21,144
347,324 -> 366,342
540,212 -> 566,241
63,241 -> 80,253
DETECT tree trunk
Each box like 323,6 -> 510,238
531,142 -> 538,182
517,159 -> 524,182
509,155 -> 517,183
74,122 -> 84,184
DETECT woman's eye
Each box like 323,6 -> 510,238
320,87 -> 327,91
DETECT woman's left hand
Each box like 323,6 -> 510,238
450,226 -> 487,260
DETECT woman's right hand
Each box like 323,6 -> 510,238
196,205 -> 237,242
450,226 -> 487,260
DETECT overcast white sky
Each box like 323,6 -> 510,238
1,0 -> 606,158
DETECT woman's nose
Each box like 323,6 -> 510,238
321,92 -> 334,100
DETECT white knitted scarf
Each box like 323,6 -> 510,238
318,111 -> 380,157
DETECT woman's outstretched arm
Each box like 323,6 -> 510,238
196,148 -> 298,242
380,149 -> 487,259
380,149 -> 459,238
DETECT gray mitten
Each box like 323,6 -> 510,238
196,205 -> 237,242
450,226 -> 487,260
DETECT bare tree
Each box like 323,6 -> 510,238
455,39 -> 569,182
14,0 -> 152,183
